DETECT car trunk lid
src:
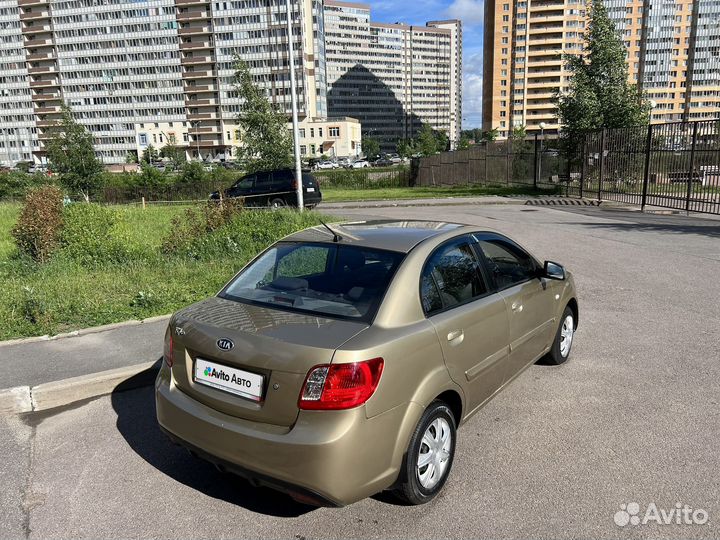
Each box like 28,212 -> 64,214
169,296 -> 367,427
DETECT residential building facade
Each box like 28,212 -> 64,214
2,0 -> 327,165
483,0 -> 720,139
323,0 -> 462,150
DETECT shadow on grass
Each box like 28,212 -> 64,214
110,362 -> 315,518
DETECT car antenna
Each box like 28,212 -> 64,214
320,220 -> 342,242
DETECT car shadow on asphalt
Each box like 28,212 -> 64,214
110,363 -> 316,518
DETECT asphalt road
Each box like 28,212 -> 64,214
2,203 -> 719,539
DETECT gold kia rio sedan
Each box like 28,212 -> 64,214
156,220 -> 578,506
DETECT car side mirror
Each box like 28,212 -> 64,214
543,261 -> 565,280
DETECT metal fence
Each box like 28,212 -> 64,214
576,120 -> 720,214
415,119 -> 720,215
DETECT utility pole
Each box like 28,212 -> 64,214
285,0 -> 304,211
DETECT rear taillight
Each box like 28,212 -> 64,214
298,358 -> 384,410
291,179 -> 298,189
164,331 -> 174,368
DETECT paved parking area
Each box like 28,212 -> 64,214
2,204 -> 719,539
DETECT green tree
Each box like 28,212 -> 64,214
557,0 -> 649,155
396,138 -> 414,158
414,123 -> 439,156
510,125 -> 533,181
362,137 -> 380,159
125,152 -> 138,164
434,130 -> 449,152
159,134 -> 185,167
233,59 -> 293,172
457,135 -> 471,150
481,128 -> 499,142
141,144 -> 158,164
45,105 -> 104,201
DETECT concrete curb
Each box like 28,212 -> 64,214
0,314 -> 171,348
0,360 -> 160,415
321,197 -> 526,209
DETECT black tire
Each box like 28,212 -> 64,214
545,306 -> 575,365
395,401 -> 456,505
269,197 -> 286,210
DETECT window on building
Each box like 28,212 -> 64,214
299,128 -> 306,138
139,133 -> 148,146
329,126 -> 340,137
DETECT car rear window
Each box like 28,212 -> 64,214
220,242 -> 404,321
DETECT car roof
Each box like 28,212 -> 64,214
282,220 -> 480,253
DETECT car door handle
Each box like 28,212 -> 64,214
447,330 -> 464,345
511,301 -> 523,313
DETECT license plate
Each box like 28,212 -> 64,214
194,358 -> 264,401
306,187 -> 315,192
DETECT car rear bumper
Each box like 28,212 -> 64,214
155,365 -> 421,506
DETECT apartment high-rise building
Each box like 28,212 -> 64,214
483,0 -> 720,140
323,0 -> 462,150
1,0 -> 325,165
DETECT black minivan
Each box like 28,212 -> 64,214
210,169 -> 322,209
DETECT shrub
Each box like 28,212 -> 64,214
0,171 -> 58,199
179,161 -> 207,185
11,185 -> 64,263
162,199 -> 244,256
59,203 -> 129,266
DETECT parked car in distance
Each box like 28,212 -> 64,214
156,220 -> 578,506
210,169 -> 322,209
372,158 -> 394,167
315,160 -> 338,170
387,153 -> 403,164
351,160 -> 370,169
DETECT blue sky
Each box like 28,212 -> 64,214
367,0 -> 484,128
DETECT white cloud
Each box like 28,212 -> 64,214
445,0 -> 484,25
462,51 -> 483,127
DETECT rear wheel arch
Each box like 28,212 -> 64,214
435,390 -> 463,428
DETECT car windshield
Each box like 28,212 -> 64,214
220,242 -> 404,321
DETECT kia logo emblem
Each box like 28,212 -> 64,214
216,338 -> 234,351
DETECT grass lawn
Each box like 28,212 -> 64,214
321,184 -> 559,202
0,203 -> 329,340
0,184 -> 554,340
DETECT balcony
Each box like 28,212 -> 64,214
179,41 -> 214,51
34,105 -> 61,114
183,69 -> 216,79
23,37 -> 53,46
191,125 -> 221,134
36,119 -> 57,127
181,55 -> 215,65
176,10 -> 209,20
184,98 -> 216,106
178,25 -> 212,36
31,91 -> 60,101
27,65 -> 57,75
26,51 -> 55,61
21,23 -> 52,34
19,9 -> 50,20
175,0 -> 210,5
17,0 -> 49,6
187,112 -> 218,121
29,79 -> 59,88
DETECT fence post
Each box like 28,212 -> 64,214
506,138 -> 511,185
640,123 -> 653,212
533,133 -> 539,189
580,137 -> 587,199
686,121 -> 699,215
598,128 -> 606,202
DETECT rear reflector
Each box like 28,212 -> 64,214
164,332 -> 174,368
298,358 -> 384,410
